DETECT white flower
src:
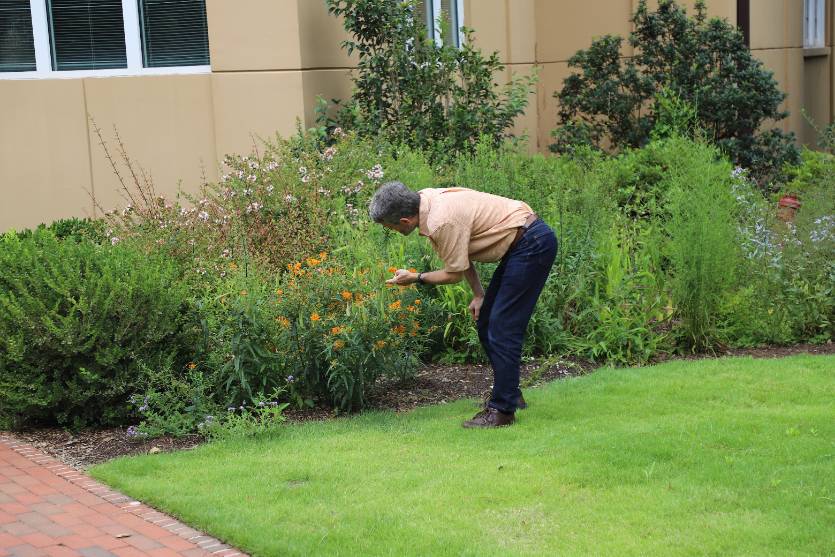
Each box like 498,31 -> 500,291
221,248 -> 231,258
299,166 -> 307,175
221,174 -> 230,183
243,188 -> 253,196
285,194 -> 296,203
247,174 -> 257,183
333,127 -> 344,137
267,161 -> 279,171
180,207 -> 189,217
198,211 -> 209,222
301,174 -> 310,183
121,205 -> 133,217
110,237 -> 120,245
199,198 -> 209,206
322,146 -> 337,161
237,170 -> 245,179
367,164 -> 384,180
266,185 -> 274,194
246,202 -> 263,214
248,161 -> 259,169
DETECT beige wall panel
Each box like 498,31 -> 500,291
505,63 -> 539,152
297,0 -> 355,69
750,0 -> 802,50
536,0 -> 633,63
211,71 -> 305,161
0,80 -> 91,231
802,56 -> 832,144
465,0 -> 508,62
783,48 -> 805,137
84,75 -> 217,211
754,48 -> 792,132
536,61 -> 572,152
301,69 -> 354,127
206,0 -> 301,72
507,0 -> 536,64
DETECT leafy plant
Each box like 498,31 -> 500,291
324,0 -> 536,162
0,230 -> 198,428
551,0 -> 799,189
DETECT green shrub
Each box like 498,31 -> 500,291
551,0 -> 799,189
663,138 -> 740,350
324,0 -> 535,162
15,217 -> 107,243
0,230 -> 198,428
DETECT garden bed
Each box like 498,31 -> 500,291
7,342 -> 832,470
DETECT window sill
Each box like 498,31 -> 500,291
803,47 -> 830,58
0,65 -> 212,81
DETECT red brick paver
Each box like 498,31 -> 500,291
0,436 -> 247,557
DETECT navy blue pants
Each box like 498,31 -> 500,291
477,219 -> 558,414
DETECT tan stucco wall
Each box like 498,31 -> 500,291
0,0 -> 832,231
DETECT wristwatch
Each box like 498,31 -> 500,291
416,272 -> 425,285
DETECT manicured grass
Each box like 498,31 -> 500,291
92,355 -> 834,556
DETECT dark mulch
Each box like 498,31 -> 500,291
6,343 -> 832,470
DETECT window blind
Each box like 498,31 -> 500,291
804,0 -> 825,48
415,0 -> 433,37
0,0 -> 36,72
139,0 -> 209,67
47,0 -> 127,70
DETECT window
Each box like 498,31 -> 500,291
0,0 -> 36,71
47,0 -> 127,70
417,0 -> 463,47
0,0 -> 209,78
139,0 -> 209,68
804,0 -> 825,49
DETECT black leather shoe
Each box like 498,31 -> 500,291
462,407 -> 515,428
516,394 -> 528,410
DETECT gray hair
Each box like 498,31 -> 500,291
368,181 -> 420,225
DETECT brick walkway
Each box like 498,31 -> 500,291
0,436 -> 247,557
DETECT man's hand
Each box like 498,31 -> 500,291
386,269 -> 418,285
468,295 -> 484,321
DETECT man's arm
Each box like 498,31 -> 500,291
463,264 -> 485,298
386,269 -> 463,285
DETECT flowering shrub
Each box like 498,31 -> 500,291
204,254 -> 440,412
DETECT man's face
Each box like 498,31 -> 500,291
382,216 -> 418,236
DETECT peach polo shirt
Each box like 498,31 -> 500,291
417,188 -> 534,273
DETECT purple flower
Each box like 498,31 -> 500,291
286,375 -> 295,384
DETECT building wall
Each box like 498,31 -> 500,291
0,0 -> 832,231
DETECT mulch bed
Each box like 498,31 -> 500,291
6,342 -> 832,470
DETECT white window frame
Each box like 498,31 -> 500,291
0,0 -> 210,80
804,0 -> 826,49
428,0 -> 465,47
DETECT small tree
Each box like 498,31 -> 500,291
551,0 -> 799,189
325,0 -> 536,162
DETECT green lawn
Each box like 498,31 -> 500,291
92,355 -> 835,556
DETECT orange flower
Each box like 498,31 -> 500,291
333,340 -> 345,350
408,268 -> 417,273
389,300 -> 402,310
240,290 -> 248,297
414,299 -> 421,305
341,290 -> 353,301
374,340 -> 387,349
275,288 -> 283,297
393,324 -> 406,335
187,362 -> 197,370
354,293 -> 363,302
407,305 -> 416,312
331,326 -> 343,335
276,316 -> 290,328
319,251 -> 328,260
310,312 -> 321,322
306,257 -> 321,267
388,266 -> 397,274
229,262 -> 238,271
413,322 -> 420,330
